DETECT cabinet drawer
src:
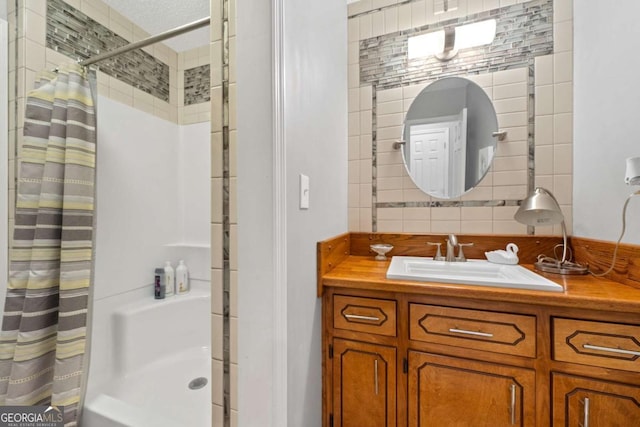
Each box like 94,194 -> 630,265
410,304 -> 536,358
333,295 -> 396,337
553,318 -> 640,372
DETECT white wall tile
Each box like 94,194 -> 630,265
535,85 -> 554,116
377,113 -> 403,129
349,88 -> 360,113
493,82 -> 527,100
360,85 -> 373,110
398,3 -> 412,31
359,14 -> 372,39
377,100 -> 403,115
349,136 -> 360,160
553,144 -> 573,174
360,110 -> 373,134
553,51 -> 573,83
378,87 -> 403,103
348,112 -> 360,136
348,17 -> 360,42
535,145 -> 554,176
411,1 -> 427,28
554,0 -> 573,23
384,7 -> 399,34
493,68 -> 527,86
360,135 -> 373,159
553,113 -> 573,144
535,54 -> 553,86
371,11 -> 385,37
554,21 -> 573,53
553,82 -> 573,113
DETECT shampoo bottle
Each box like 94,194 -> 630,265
164,261 -> 175,296
176,260 -> 190,294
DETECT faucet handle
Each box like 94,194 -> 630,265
456,242 -> 474,262
427,242 -> 444,261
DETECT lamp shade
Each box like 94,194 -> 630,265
514,187 -> 564,226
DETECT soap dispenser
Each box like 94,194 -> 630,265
175,260 -> 190,294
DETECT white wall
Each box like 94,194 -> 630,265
0,19 -> 7,318
284,0 -> 347,424
94,96 -> 181,300
237,0 -> 347,425
0,1 -> 6,20
179,122 -> 211,245
237,0 -> 276,423
89,97 -> 211,388
574,0 -> 640,244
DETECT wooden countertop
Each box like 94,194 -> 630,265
318,233 -> 640,314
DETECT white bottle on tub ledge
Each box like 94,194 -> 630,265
176,260 -> 190,294
164,261 -> 175,296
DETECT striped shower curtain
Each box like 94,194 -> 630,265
0,63 -> 97,426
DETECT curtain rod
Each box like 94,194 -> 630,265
79,16 -> 210,67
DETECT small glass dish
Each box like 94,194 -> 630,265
370,243 -> 394,260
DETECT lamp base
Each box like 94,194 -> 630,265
534,259 -> 589,275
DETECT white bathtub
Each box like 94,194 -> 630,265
83,286 -> 211,427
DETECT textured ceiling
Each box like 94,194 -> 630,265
101,0 -> 210,52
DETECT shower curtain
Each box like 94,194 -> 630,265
0,63 -> 97,426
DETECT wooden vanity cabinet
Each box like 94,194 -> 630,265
323,287 -> 640,427
408,351 -> 536,427
328,294 -> 398,427
552,373 -> 640,426
331,339 -> 396,427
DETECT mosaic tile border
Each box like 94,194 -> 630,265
46,0 -> 170,102
360,0 -> 553,91
185,64 -> 211,105
377,200 -> 522,208
221,0 -> 231,424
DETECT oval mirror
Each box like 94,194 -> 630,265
401,77 -> 499,199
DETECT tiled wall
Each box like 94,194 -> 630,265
47,0 -> 170,102
179,46 -> 212,124
210,0 -> 237,424
374,68 -> 530,233
348,0 -> 574,236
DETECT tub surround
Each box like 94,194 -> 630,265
319,232 -> 640,426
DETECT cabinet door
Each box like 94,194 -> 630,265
332,339 -> 396,427
553,373 -> 640,426
408,351 -> 535,427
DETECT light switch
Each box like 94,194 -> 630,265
300,174 -> 309,209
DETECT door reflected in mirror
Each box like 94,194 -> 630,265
401,77 -> 499,199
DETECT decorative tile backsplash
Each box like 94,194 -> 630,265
46,0 -> 170,102
360,0 -> 553,90
184,64 -> 211,105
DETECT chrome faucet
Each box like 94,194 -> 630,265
445,234 -> 458,262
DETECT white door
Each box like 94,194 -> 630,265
410,126 -> 449,197
450,108 -> 467,196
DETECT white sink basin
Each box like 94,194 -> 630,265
386,257 -> 564,292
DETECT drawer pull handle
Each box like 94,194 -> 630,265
449,328 -> 494,338
344,314 -> 380,322
510,384 -> 516,425
583,343 -> 640,357
579,397 -> 590,427
374,359 -> 379,395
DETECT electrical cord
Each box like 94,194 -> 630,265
591,190 -> 640,277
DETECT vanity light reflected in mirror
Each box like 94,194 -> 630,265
398,76 -> 504,199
